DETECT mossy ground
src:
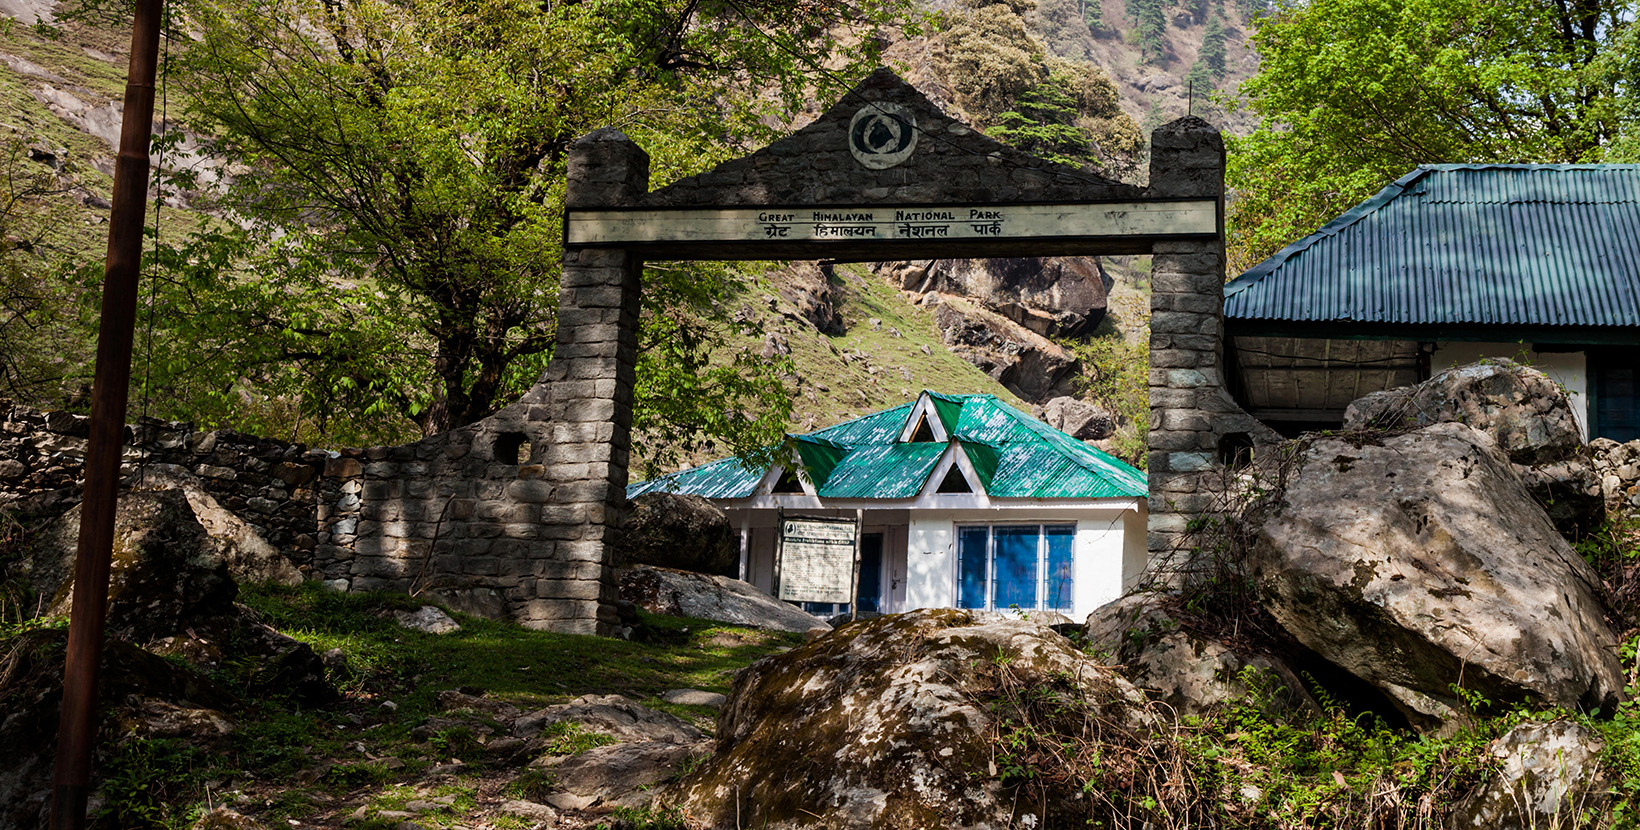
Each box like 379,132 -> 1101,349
0,582 -> 801,829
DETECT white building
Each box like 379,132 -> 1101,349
628,391 -> 1149,621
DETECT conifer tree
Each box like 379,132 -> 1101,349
1201,14 -> 1227,80
1126,0 -> 1166,63
1082,0 -> 1102,30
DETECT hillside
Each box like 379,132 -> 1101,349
0,0 -> 1250,467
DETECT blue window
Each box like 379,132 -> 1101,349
956,524 -> 1077,613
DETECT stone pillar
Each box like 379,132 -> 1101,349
1145,117 -> 1278,562
533,128 -> 649,635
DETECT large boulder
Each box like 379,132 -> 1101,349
1345,360 -> 1603,533
1085,595 -> 1315,715
617,565 -> 829,633
138,465 -> 303,586
929,294 -> 1079,402
1041,396 -> 1116,441
774,261 -> 845,335
1248,423 -> 1622,732
616,492 -> 737,576
1344,360 -> 1581,465
875,257 -> 1110,338
1450,721 -> 1610,830
669,609 -> 1149,829
25,489 -> 239,643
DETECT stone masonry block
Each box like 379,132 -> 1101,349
535,579 -> 606,601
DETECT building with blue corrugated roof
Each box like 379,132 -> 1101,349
627,391 -> 1149,621
1224,164 -> 1640,439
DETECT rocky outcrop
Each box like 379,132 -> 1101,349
138,465 -> 303,586
617,565 -> 829,633
1592,437 -> 1640,512
773,261 -> 845,335
1085,595 -> 1315,715
929,294 -> 1079,402
25,488 -> 240,643
1041,395 -> 1116,440
1345,360 -> 1604,532
616,492 -> 737,576
1247,422 -> 1622,732
669,609 -> 1149,829
1451,721 -> 1610,830
875,257 -> 1111,338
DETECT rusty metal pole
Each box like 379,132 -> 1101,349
49,0 -> 163,826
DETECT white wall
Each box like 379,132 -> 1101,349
1434,343 -> 1588,440
904,505 -> 1138,621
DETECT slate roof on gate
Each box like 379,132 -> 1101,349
625,392 -> 1147,501
1223,165 -> 1640,328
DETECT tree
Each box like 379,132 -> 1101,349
1082,0 -> 1104,30
1126,0 -> 1168,64
126,0 -> 902,452
1226,0 -> 1640,274
1200,13 -> 1226,80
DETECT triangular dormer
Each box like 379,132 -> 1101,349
898,391 -> 960,443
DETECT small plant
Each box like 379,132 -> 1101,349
537,720 -> 619,756
595,804 -> 689,830
503,769 -> 557,802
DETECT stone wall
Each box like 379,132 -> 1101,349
1142,118 -> 1281,562
0,402 -> 332,570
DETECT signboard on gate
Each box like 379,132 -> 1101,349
776,516 -> 860,604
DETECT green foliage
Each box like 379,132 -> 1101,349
502,769 -> 557,802
1200,13 -> 1226,79
989,74 -> 1098,167
596,805 -> 689,830
941,3 -> 1048,118
1226,0 -> 1640,273
93,736 -> 209,829
0,135 -> 90,405
1066,333 -> 1147,467
1186,59 -> 1212,103
536,720 -> 620,756
87,0 -> 907,447
1082,0 -> 1103,29
1125,0 -> 1168,64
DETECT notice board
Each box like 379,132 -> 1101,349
776,516 -> 860,604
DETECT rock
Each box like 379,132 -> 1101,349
671,609 -> 1150,829
873,257 -> 1110,337
1450,721 -> 1610,830
137,465 -> 304,586
436,690 -> 522,721
1085,596 -> 1314,715
617,565 -> 829,633
774,261 -> 844,335
498,799 -> 558,821
545,740 -> 711,810
395,606 -> 461,635
190,807 -> 272,829
25,489 -> 238,643
1592,438 -> 1640,512
616,493 -> 738,576
1041,396 -> 1116,440
929,295 -> 1079,402
661,688 -> 728,708
1344,360 -> 1581,466
514,694 -> 704,744
1346,360 -> 1604,533
1248,423 -> 1622,732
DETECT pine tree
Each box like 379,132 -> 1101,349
1126,0 -> 1166,63
1082,0 -> 1103,30
1187,59 -> 1212,105
1201,14 -> 1227,80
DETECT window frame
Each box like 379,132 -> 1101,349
954,522 -> 1078,614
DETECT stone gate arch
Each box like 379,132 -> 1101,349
318,68 -> 1271,635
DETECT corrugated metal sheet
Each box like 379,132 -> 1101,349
816,443 -> 946,499
626,455 -> 765,499
1225,165 -> 1640,328
626,391 -> 1148,500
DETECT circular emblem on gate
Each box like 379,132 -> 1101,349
848,102 -> 917,170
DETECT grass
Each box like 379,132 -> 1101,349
0,581 -> 803,829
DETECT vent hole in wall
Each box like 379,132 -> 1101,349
1219,432 -> 1254,470
495,432 -> 530,465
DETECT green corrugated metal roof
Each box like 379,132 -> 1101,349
626,391 -> 1147,501
1225,165 -> 1640,327
816,443 -> 947,498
